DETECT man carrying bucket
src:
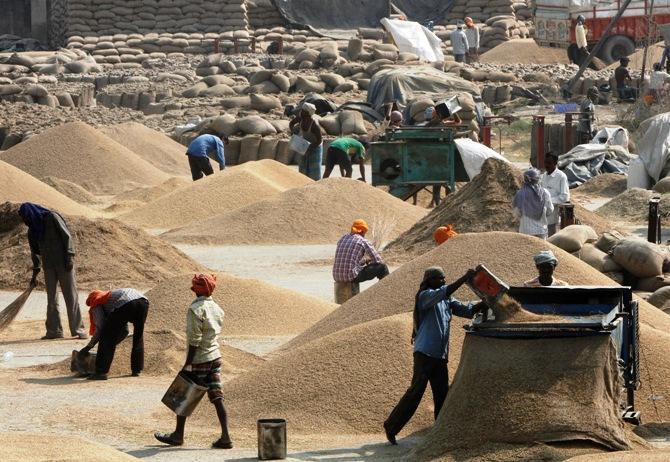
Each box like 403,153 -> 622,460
154,274 -> 233,449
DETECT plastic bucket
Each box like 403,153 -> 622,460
161,371 -> 207,417
257,418 -> 287,460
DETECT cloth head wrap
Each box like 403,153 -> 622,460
86,290 -> 112,335
423,266 -> 445,282
390,111 -> 403,123
18,203 -> 50,240
433,225 -> 457,245
301,102 -> 316,115
465,17 -> 474,26
512,168 -> 546,220
534,250 -> 558,267
351,219 -> 369,234
191,273 -> 217,297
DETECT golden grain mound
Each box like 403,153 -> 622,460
41,176 -> 101,205
0,161 -> 93,216
163,177 -> 427,245
0,432 -> 139,462
0,122 -> 169,194
120,160 -> 311,229
0,202 -> 205,290
100,122 -> 191,176
481,39 -> 570,64
144,272 -> 336,336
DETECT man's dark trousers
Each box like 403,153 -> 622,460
95,299 -> 149,375
188,155 -> 214,181
384,352 -> 449,436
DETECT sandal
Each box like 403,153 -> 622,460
212,437 -> 233,449
154,432 -> 183,446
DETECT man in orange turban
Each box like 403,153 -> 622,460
333,219 -> 389,285
433,225 -> 457,245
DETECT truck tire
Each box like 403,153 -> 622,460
600,35 -> 636,64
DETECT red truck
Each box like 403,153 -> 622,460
533,0 -> 670,63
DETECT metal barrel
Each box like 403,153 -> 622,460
257,418 -> 287,460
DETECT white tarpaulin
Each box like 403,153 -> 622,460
637,112 -> 670,182
380,18 -> 444,63
454,138 -> 508,179
590,126 -> 629,148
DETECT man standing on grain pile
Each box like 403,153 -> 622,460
18,203 -> 87,340
384,267 -> 485,445
155,274 -> 233,449
185,133 -> 228,181
333,219 -> 389,285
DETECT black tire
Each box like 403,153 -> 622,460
600,35 -> 636,64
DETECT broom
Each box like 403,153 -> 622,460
0,286 -> 34,332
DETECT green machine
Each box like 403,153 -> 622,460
370,126 -> 470,200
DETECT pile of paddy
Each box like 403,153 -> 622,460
100,122 -> 191,176
481,38 -> 570,65
0,202 -> 205,290
0,121 -> 169,194
572,173 -> 627,198
0,160 -> 93,216
163,177 -> 427,245
120,159 -> 311,229
144,272 -> 336,336
41,176 -> 101,205
0,433 -> 140,462
204,232 -> 669,440
386,159 -> 611,258
597,188 -> 670,226
112,177 -> 191,205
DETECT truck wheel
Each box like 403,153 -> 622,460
600,35 -> 636,64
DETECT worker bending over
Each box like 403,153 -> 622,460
541,153 -> 570,237
512,168 -> 554,240
289,102 -> 323,181
333,219 -> 389,285
18,203 -> 87,340
80,288 -> 149,380
155,274 -> 233,449
323,137 -> 368,182
185,133 -> 227,181
384,267 -> 485,445
524,251 -> 568,287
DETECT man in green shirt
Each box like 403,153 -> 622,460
323,137 -> 369,182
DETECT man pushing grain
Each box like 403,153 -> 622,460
384,267 -> 485,444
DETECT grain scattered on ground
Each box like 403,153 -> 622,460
0,121 -> 169,194
0,432 -> 140,461
163,177 -> 427,245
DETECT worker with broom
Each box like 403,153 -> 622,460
333,219 -> 389,285
18,203 -> 87,340
78,288 -> 149,380
384,266 -> 486,445
155,274 -> 233,450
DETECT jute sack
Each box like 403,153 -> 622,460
225,138 -> 241,165
578,244 -> 622,273
211,115 -> 238,137
548,225 -> 598,253
595,230 -> 625,253
239,135 -> 262,163
250,94 -> 281,112
652,176 -> 670,193
635,274 -> 670,293
258,138 -> 279,159
275,139 -> 293,164
648,286 -> 670,308
611,238 -> 665,278
237,116 -> 277,136
339,110 -> 367,135
318,115 -> 341,136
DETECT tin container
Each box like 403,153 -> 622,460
70,350 -> 96,375
161,371 -> 207,417
258,418 -> 287,460
467,264 -> 509,304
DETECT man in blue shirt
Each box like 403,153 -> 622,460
186,134 -> 228,181
383,266 -> 485,445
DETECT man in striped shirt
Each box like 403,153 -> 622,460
333,219 -> 389,284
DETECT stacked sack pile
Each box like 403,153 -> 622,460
437,0 -> 534,55
247,0 -> 286,29
549,226 -> 670,311
402,93 -> 482,141
67,0 -> 248,36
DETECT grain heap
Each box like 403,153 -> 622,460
597,188 -> 670,226
409,334 -> 638,461
144,272 -> 335,336
163,177 -> 427,245
41,177 -> 101,206
571,173 -> 628,199
283,232 -> 670,426
112,177 -> 191,205
99,122 -> 191,176
565,449 -> 670,462
0,161 -> 93,216
480,38 -> 569,65
0,433 -> 140,462
0,122 -> 169,194
120,159 -> 311,229
0,202 -> 205,291
387,159 -> 612,258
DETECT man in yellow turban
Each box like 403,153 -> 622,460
333,219 -> 389,284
